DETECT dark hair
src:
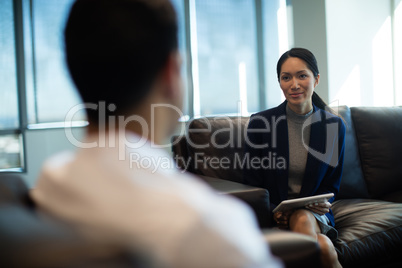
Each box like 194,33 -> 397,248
276,48 -> 333,114
65,0 -> 178,124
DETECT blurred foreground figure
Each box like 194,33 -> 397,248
31,1 -> 283,267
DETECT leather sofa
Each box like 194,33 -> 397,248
0,174 -> 142,267
172,106 -> 402,268
0,174 -> 319,267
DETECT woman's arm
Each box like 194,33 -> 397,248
243,114 -> 280,214
306,117 -> 346,216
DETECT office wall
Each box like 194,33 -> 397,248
21,125 -> 181,187
393,0 -> 402,105
290,0 -> 330,103
21,127 -> 85,187
289,0 -> 395,107
326,0 -> 394,106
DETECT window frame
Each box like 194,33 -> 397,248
0,0 -> 27,172
184,0 -> 268,118
1,0 -> 277,173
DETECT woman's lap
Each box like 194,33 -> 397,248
290,209 -> 338,240
311,211 -> 338,240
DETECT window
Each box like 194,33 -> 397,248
393,0 -> 402,105
24,0 -> 83,124
0,135 -> 23,170
0,0 -> 287,172
191,0 -> 259,116
0,0 -> 24,171
0,0 -> 19,130
170,0 -> 190,117
16,0 -> 286,122
184,0 -> 287,117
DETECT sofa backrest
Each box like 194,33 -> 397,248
172,106 -> 401,201
336,106 -> 369,199
351,107 -> 402,201
177,116 -> 249,183
0,174 -> 35,207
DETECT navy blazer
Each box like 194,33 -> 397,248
243,101 -> 346,226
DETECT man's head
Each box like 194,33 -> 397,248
65,0 -> 180,126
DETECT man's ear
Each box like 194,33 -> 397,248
161,51 -> 181,99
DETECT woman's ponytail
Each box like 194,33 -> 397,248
312,92 -> 346,125
312,92 -> 328,111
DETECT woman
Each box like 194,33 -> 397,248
243,48 -> 345,268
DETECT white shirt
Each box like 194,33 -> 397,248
31,132 -> 282,268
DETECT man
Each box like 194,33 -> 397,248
31,0 -> 282,267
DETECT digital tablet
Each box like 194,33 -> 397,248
272,193 -> 334,213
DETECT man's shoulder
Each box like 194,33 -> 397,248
35,151 -> 76,184
31,150 -> 282,268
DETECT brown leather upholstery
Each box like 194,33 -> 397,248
172,117 -> 274,228
200,175 -> 272,227
0,174 -> 144,268
336,106 -> 369,199
184,116 -> 249,183
172,106 -> 402,268
263,229 -> 320,268
351,107 -> 402,199
332,199 -> 402,268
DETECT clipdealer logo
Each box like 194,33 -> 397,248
63,101 -> 341,169
302,109 -> 340,167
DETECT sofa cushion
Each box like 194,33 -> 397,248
171,135 -> 190,171
351,107 -> 402,198
336,106 -> 369,199
381,190 -> 402,203
332,199 -> 402,267
185,116 -> 249,183
263,229 -> 320,268
0,174 -> 34,206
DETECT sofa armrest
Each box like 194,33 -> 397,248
263,229 -> 321,268
199,175 -> 271,228
0,174 -> 142,267
197,175 -> 320,267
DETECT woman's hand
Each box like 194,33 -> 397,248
273,210 -> 293,229
305,201 -> 331,215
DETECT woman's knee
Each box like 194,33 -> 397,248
289,209 -> 318,235
290,209 -> 315,226
317,234 -> 338,261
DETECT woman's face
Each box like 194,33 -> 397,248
279,57 -> 319,114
